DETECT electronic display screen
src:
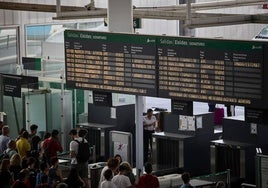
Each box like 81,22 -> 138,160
65,30 -> 268,109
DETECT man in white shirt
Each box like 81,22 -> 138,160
143,108 -> 157,162
0,126 -> 10,154
69,129 -> 89,188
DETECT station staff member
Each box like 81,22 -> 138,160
143,109 -> 157,162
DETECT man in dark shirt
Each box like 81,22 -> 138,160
29,124 -> 41,167
0,121 -> 4,135
29,124 -> 41,153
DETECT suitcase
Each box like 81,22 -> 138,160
214,108 -> 224,125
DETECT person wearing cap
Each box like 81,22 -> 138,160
42,129 -> 63,163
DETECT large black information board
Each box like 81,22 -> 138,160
65,30 -> 157,96
157,36 -> 266,107
65,30 -> 268,109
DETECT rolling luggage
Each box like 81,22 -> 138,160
214,108 -> 224,125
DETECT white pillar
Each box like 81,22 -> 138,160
108,0 -> 133,33
107,0 -> 144,174
135,96 -> 144,176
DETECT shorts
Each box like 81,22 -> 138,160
71,162 -> 88,179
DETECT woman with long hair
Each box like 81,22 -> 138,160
9,153 -> 22,181
0,159 -> 13,188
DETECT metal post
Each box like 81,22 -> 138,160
12,96 -> 20,134
136,96 -> 144,176
74,89 -> 77,127
0,75 -> 3,112
92,145 -> 96,163
227,169 -> 231,188
60,70 -> 65,149
26,92 -> 30,127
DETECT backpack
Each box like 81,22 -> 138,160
75,138 -> 90,163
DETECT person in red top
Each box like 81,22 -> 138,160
42,130 -> 63,164
136,162 -> 159,188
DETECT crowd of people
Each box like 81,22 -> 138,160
98,156 -> 159,188
0,122 -> 75,188
0,121 -> 225,188
0,121 -> 161,188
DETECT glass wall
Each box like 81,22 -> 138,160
25,20 -> 104,78
0,27 -> 19,74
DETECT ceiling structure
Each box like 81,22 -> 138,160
0,0 -> 268,28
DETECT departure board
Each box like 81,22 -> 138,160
65,30 -> 268,108
157,36 -> 266,107
64,30 -> 157,96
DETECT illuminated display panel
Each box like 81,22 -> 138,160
65,30 -> 157,96
157,36 -> 266,107
65,30 -> 268,108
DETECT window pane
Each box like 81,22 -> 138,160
0,28 -> 18,74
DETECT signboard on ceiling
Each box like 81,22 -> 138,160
171,99 -> 193,116
22,57 -> 41,71
3,75 -> 21,98
245,108 -> 268,124
1,74 -> 39,98
93,91 -> 112,107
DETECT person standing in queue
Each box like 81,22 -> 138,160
42,130 -> 63,164
69,128 -> 89,188
143,108 -> 157,163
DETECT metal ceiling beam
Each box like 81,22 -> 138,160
187,14 -> 252,28
187,13 -> 268,28
54,9 -> 107,20
0,2 -> 85,12
136,0 -> 268,11
1,1 -> 268,27
251,14 -> 268,24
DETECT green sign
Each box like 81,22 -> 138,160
22,57 -> 41,71
103,18 -> 142,29
133,18 -> 141,29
